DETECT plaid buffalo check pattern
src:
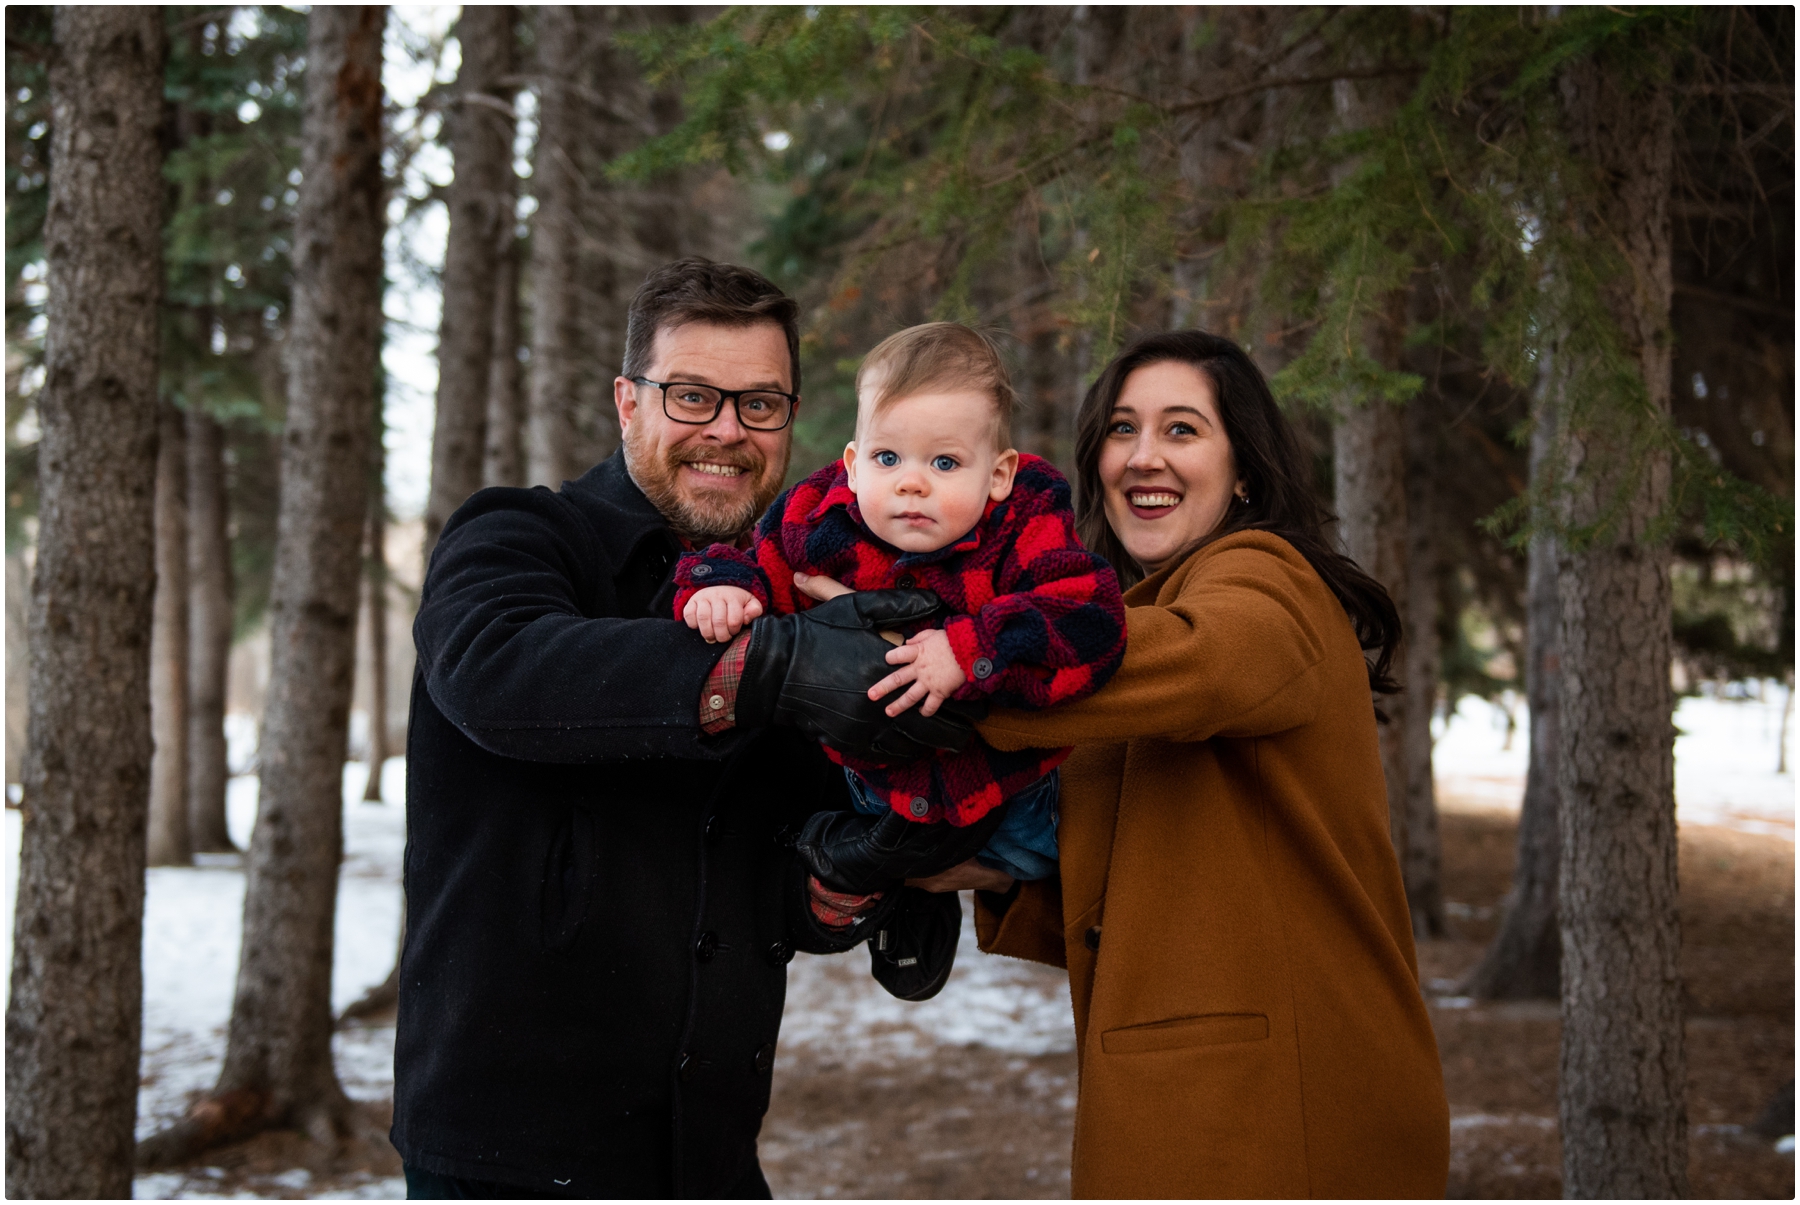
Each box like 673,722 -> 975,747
679,454 -> 1126,826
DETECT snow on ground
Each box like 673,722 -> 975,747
1435,683 -> 1794,839
0,682 -> 1788,1199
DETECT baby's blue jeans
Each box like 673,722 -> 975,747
844,768 -> 1060,882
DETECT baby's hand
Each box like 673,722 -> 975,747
683,585 -> 764,643
866,629 -> 967,718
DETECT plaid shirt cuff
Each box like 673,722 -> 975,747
699,630 -> 752,734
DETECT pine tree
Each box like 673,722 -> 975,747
138,4 -> 388,1163
4,8 -> 166,1196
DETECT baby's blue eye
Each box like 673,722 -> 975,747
874,450 -> 900,468
932,455 -> 958,472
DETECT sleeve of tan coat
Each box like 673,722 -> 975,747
977,537 -> 1336,751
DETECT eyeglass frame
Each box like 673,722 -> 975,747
628,376 -> 801,432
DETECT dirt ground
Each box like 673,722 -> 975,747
139,805 -> 1792,1200
757,804 -> 1794,1200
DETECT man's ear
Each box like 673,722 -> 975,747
614,376 -> 639,433
989,448 -> 1021,502
841,441 -> 859,490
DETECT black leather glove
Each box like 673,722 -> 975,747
868,887 -> 962,1002
735,589 -> 977,760
795,802 -> 1010,895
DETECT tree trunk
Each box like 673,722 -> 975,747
1334,395 -> 1409,865
423,4 -> 514,557
147,400 -> 192,866
4,9 -> 165,1198
137,6 -> 388,1166
361,483 -> 388,802
186,407 -> 237,853
1463,358 -> 1563,1000
526,5 -> 585,491
1554,54 -> 1686,1199
483,231 -> 525,488
1400,394 -> 1444,937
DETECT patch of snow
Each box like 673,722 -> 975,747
779,897 -> 1075,1066
1434,686 -> 1794,839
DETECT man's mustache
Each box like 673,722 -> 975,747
669,447 -> 765,475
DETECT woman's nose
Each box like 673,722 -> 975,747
1126,436 -> 1164,472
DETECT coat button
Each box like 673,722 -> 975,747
896,574 -> 916,588
972,656 -> 994,680
767,939 -> 794,966
678,1051 -> 697,1081
1084,925 -> 1102,952
753,1043 -> 776,1074
909,796 -> 930,818
695,931 -> 719,962
691,563 -> 712,577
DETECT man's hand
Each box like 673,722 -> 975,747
806,874 -> 883,928
683,585 -> 764,643
867,629 -> 967,717
907,857 -> 1016,895
734,589 -> 976,759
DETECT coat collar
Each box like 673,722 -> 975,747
561,450 -> 684,575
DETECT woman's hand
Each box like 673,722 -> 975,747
794,570 -> 855,602
867,629 -> 967,717
906,857 -> 1015,895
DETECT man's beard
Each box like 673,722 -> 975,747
623,427 -> 786,544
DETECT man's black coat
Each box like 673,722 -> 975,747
391,453 -> 859,1197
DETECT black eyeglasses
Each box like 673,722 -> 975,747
630,377 -> 799,432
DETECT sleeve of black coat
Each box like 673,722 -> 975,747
414,487 -> 737,764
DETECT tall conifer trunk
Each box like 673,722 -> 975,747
5,8 -> 166,1197
526,5 -> 584,490
1400,394 -> 1444,936
423,4 -> 514,555
1465,359 -> 1563,999
361,475 -> 389,802
1554,54 -> 1686,1198
483,235 -> 525,488
138,6 -> 388,1164
148,400 -> 193,866
186,407 -> 237,852
1334,396 -> 1410,862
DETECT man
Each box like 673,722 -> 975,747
391,260 -> 969,1197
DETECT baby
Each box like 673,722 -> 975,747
673,322 -> 1126,896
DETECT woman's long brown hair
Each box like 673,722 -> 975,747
1073,329 -> 1403,695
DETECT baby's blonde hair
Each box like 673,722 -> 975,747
854,322 -> 1016,449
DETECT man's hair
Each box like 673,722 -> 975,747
854,322 -> 1016,449
621,258 -> 802,393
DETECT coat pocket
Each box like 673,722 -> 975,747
1100,1012 -> 1269,1054
539,806 -> 598,951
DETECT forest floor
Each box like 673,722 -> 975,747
0,694 -> 1788,1200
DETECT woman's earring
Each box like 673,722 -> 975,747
1236,490 -> 1250,506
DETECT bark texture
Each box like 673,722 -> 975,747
1333,397 -> 1409,864
361,486 -> 389,802
186,407 -> 236,853
1400,395 -> 1444,937
482,234 -> 525,488
139,6 -> 388,1164
525,5 -> 585,490
4,8 -> 166,1198
423,4 -> 514,556
1465,366 -> 1563,1000
148,401 -> 193,866
1554,56 -> 1687,1199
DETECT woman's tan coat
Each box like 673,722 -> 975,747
975,530 -> 1449,1198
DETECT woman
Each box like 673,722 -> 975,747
906,330 -> 1450,1197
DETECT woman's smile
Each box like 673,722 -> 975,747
1125,489 -> 1184,518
